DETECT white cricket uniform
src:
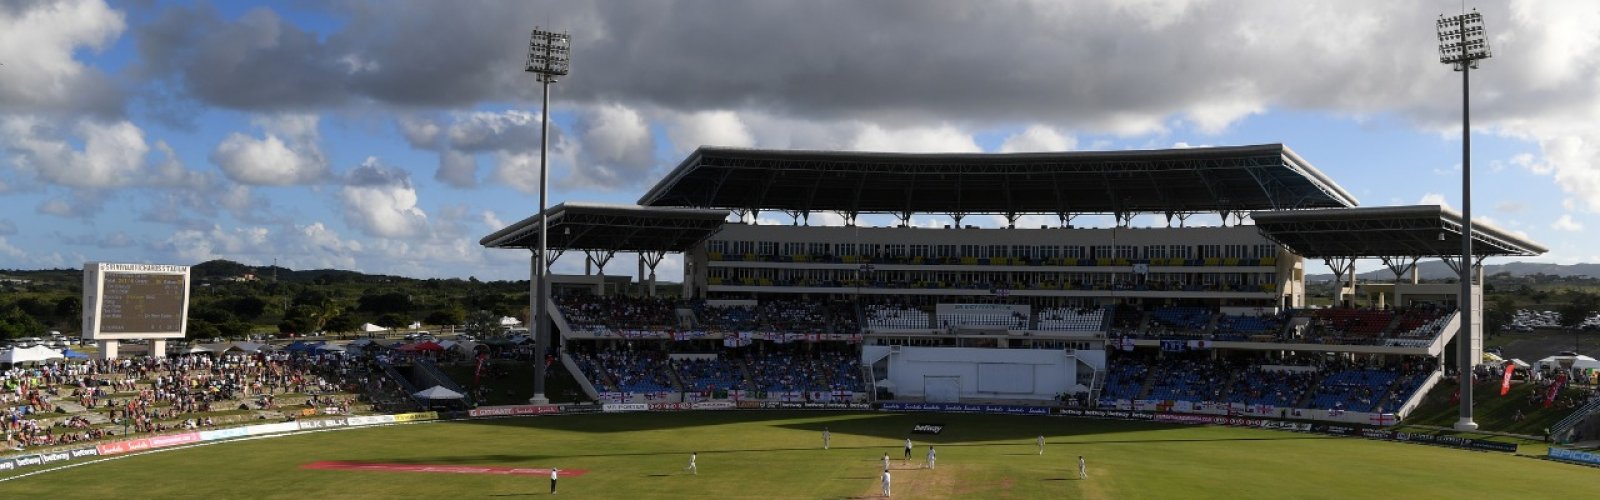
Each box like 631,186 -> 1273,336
1079,457 -> 1087,479
881,471 -> 892,496
687,454 -> 697,475
926,448 -> 936,469
1038,435 -> 1045,455
824,430 -> 831,449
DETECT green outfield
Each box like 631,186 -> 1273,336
3,411 -> 1596,499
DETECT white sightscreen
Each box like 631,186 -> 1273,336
976,363 -> 1034,393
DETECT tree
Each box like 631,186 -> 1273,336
375,313 -> 410,330
424,307 -> 466,327
1558,292 -> 1599,331
225,296 -> 268,321
1484,296 -> 1516,337
324,314 -> 361,335
53,296 -> 80,327
463,310 -> 506,337
358,292 -> 414,315
1532,290 -> 1552,305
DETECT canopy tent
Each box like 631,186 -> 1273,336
451,341 -> 482,352
412,385 -> 465,400
285,341 -> 320,352
436,340 -> 459,351
1508,358 -> 1532,369
1534,354 -> 1600,374
61,348 -> 90,359
348,339 -> 377,347
315,343 -> 347,353
361,323 -> 387,333
0,346 -> 64,364
398,341 -> 444,352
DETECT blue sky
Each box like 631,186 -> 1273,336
0,1 -> 1594,280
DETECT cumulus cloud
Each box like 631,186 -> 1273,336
664,110 -> 755,156
562,102 -> 657,189
400,110 -> 557,189
339,158 -> 429,238
0,0 -> 125,115
1,117 -> 150,189
211,114 -> 329,185
1553,214 -> 1584,232
0,219 -> 14,235
848,123 -> 980,153
1418,193 -> 1452,210
998,125 -> 1077,153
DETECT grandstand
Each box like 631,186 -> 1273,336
482,144 -> 1547,425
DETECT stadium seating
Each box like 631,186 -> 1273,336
1036,307 -> 1106,331
1307,368 -> 1398,413
936,312 -> 1028,330
1149,306 -> 1211,331
865,304 -> 932,330
672,356 -> 745,392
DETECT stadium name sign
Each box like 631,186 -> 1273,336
1548,447 -> 1600,466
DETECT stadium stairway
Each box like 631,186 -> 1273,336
1292,371 -> 1328,408
559,351 -> 603,401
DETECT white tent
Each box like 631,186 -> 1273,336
452,341 -> 481,353
498,316 -> 522,327
0,346 -> 63,364
436,340 -> 459,351
1534,354 -> 1600,374
361,323 -> 386,333
412,385 -> 465,400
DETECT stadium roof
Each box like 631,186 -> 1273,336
480,202 -> 729,252
638,144 -> 1358,215
1250,205 -> 1547,258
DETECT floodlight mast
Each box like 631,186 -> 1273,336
1437,10 -> 1490,432
524,27 -> 570,405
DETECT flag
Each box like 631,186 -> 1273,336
1544,373 -> 1568,408
1500,364 -> 1515,396
473,353 -> 488,386
1186,340 -> 1211,350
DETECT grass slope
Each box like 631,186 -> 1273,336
1406,379 -> 1586,436
4,412 -> 1596,499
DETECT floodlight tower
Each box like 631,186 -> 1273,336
524,27 -> 570,405
1437,9 -> 1490,431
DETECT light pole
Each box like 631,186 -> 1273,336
525,27 -> 570,404
1437,9 -> 1490,431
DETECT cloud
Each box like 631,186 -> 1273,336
0,219 -> 13,236
400,110 -> 561,189
339,157 -> 429,238
210,114 -> 329,185
664,110 -> 755,156
60,231 -> 136,248
848,123 -> 979,153
1553,214 -> 1584,232
1495,201 -> 1527,214
561,102 -> 657,189
998,125 -> 1077,153
36,191 -> 107,218
1418,193 -> 1452,210
1,117 -> 150,189
0,0 -> 125,115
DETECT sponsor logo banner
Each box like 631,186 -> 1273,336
0,458 -> 14,471
603,403 -> 649,412
97,441 -> 131,456
1550,447 -> 1600,466
346,415 -> 398,427
298,418 -> 349,430
200,427 -> 249,441
11,455 -> 41,467
148,432 -> 201,449
124,438 -> 152,453
881,402 -> 1047,415
692,401 -> 735,410
69,448 -> 100,459
39,451 -> 71,464
648,402 -> 692,411
468,405 -> 561,418
560,404 -> 602,415
246,422 -> 301,435
392,411 -> 439,423
911,423 -> 945,435
759,402 -> 870,410
736,400 -> 764,410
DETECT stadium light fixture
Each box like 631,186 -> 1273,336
524,27 -> 571,405
1437,9 -> 1490,432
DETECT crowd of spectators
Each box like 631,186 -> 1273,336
696,300 -> 856,334
558,294 -> 681,331
4,351 -> 374,452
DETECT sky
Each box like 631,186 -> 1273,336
0,0 -> 1597,282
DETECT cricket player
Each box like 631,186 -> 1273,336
882,453 -> 890,472
1078,455 -> 1087,479
685,451 -> 698,475
903,438 -> 913,462
881,470 -> 892,497
549,467 -> 558,494
925,446 -> 936,470
823,427 -> 831,450
1037,435 -> 1045,455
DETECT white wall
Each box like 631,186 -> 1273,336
864,346 -> 1080,401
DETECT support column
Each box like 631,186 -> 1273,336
151,339 -> 167,359
640,251 -> 667,298
98,340 -> 119,360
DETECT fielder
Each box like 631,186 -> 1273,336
549,467 -> 558,495
882,453 -> 891,472
881,470 -> 892,497
1078,455 -> 1087,479
1037,435 -> 1045,455
925,446 -> 936,470
685,451 -> 697,475
903,438 -> 913,463
823,427 -> 831,450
